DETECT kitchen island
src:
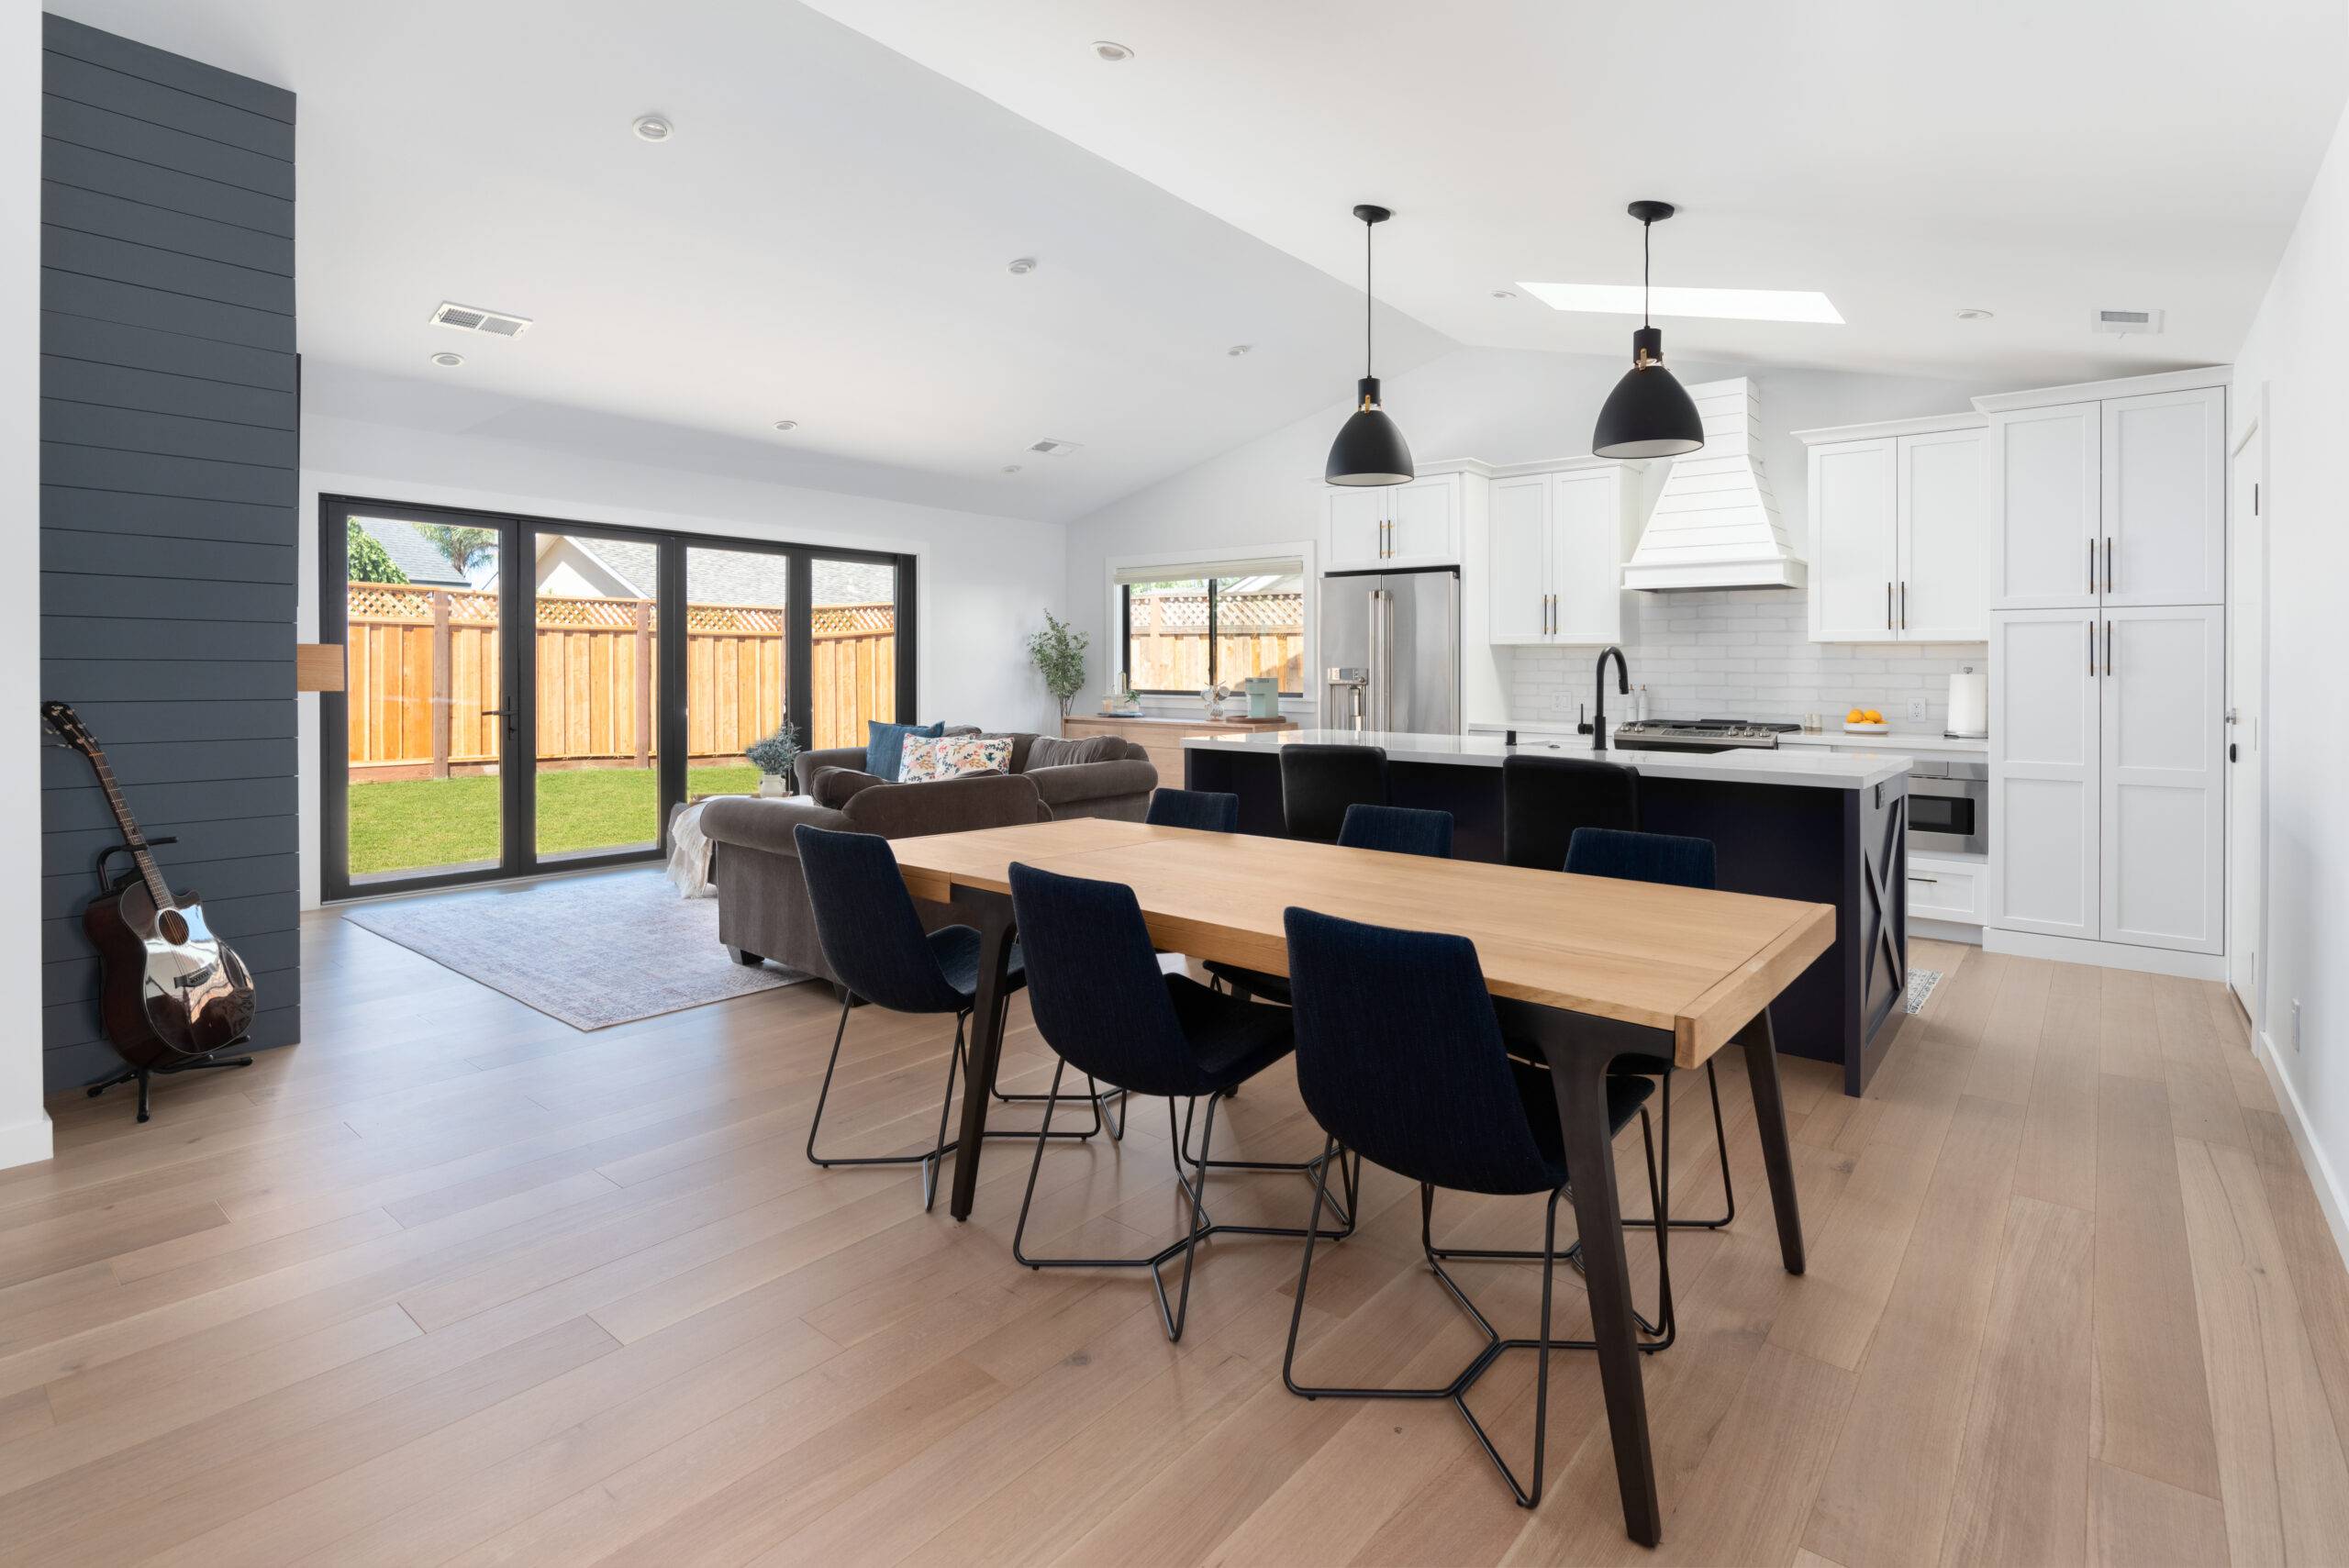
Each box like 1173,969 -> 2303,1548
1184,728 -> 1909,1094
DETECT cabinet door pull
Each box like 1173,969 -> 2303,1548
2103,536 -> 2113,595
2087,620 -> 2096,675
1899,580 -> 1908,630
1547,594 -> 1555,635
2104,618 -> 2113,677
1909,875 -> 1940,884
1886,581 -> 1892,631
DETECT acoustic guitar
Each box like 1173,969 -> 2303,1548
43,702 -> 258,1086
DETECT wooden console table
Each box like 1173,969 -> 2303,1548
1060,712 -> 1296,788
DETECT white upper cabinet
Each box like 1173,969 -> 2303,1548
1321,473 -> 1464,573
1800,417 -> 1983,642
2102,386 -> 2225,607
1898,427 -> 1987,640
1987,402 -> 2100,609
1807,437 -> 1899,641
1476,461 -> 1642,647
1486,475 -> 1549,642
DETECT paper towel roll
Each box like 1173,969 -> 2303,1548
1946,667 -> 1987,739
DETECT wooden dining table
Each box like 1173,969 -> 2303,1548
887,817 -> 1835,1547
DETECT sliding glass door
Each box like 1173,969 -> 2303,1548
321,498 -> 913,901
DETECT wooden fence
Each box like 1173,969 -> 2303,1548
345,584 -> 895,779
1126,590 -> 1304,693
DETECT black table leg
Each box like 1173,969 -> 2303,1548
947,894 -> 1018,1221
1549,1023 -> 1663,1547
1737,1007 -> 1806,1274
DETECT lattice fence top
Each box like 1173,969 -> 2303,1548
1128,591 -> 1302,633
348,584 -> 893,639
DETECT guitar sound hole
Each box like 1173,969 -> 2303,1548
158,910 -> 189,945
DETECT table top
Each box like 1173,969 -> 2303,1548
889,818 -> 1835,1067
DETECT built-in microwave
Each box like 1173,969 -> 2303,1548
1908,758 -> 1987,855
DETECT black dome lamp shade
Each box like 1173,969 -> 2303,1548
1325,205 -> 1414,486
1591,200 -> 1706,461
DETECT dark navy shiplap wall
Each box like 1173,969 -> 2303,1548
39,15 -> 299,1091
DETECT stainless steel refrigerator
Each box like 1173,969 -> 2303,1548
1319,566 -> 1461,735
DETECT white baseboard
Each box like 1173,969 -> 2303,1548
1983,927 -> 2225,980
2254,1029 -> 2349,1276
0,1110 -> 53,1172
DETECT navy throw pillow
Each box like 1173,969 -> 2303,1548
866,720 -> 944,781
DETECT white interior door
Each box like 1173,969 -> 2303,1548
2103,385 -> 2225,607
1989,403 -> 2099,610
1486,476 -> 1548,642
1897,428 -> 1987,639
1809,439 -> 1898,640
1990,610 -> 2100,938
1550,468 -> 1623,643
2100,606 -> 2225,952
2228,421 -> 2265,1014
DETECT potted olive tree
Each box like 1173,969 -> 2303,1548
1026,611 -> 1088,726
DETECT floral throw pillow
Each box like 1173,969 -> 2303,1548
898,733 -> 1014,783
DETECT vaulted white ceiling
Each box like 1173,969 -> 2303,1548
50,0 -> 2349,524
807,0 -> 2347,385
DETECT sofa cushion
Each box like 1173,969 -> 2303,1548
901,733 -> 1014,782
1022,733 -> 1119,771
865,719 -> 944,781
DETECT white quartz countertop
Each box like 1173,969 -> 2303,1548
1467,719 -> 1986,757
1184,728 -> 1910,791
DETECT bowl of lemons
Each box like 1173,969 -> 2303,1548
1842,706 -> 1890,735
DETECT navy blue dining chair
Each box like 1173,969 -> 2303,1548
794,825 -> 1108,1211
1564,826 -> 1737,1347
1145,788 -> 1241,833
1006,861 -> 1357,1341
1278,905 -> 1664,1507
1206,804 -> 1454,1006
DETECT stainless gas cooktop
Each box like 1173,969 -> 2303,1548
1609,718 -> 1798,753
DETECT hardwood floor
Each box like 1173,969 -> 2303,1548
5,914 -> 2346,1566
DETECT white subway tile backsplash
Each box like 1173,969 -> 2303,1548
1505,586 -> 1987,730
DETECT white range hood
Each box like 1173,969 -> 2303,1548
1620,377 -> 1807,592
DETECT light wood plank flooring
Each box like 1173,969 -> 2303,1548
4,912 -> 2346,1566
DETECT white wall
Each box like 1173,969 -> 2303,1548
300,415 -> 1067,907
1063,346 -> 2003,722
0,0 -> 48,1169
2231,89 -> 2349,1251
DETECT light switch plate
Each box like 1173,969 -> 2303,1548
1905,698 -> 1928,724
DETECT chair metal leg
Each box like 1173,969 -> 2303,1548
1174,1090 -> 1357,1230
1431,1106 -> 1675,1349
1013,1072 -> 1353,1342
807,995 -> 972,1194
1284,1139 -> 1570,1507
983,981 -> 1122,1140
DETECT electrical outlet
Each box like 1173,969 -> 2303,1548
1552,692 -> 1575,714
2293,998 -> 2303,1053
1905,698 -> 1927,724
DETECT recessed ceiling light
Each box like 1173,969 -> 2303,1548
1516,281 -> 1844,325
631,114 -> 674,143
1227,343 -> 1252,357
1008,257 -> 1038,275
1001,464 -> 1022,473
772,419 -> 798,432
1091,40 -> 1133,61
429,350 -> 464,368
1491,289 -> 1519,300
1954,306 -> 1995,320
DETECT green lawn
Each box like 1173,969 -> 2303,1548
350,765 -> 763,876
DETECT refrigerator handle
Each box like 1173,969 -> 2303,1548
1369,588 -> 1394,733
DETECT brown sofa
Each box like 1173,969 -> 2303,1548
699,730 -> 1158,988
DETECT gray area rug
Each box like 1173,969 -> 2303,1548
1905,967 -> 1944,1014
342,868 -> 810,1029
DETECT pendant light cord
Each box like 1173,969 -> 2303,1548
1642,217 -> 1652,329
1364,216 -> 1375,379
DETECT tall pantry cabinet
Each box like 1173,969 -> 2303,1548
1980,371 -> 2228,962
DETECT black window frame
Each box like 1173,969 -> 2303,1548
1119,571 -> 1304,697
320,494 -> 917,903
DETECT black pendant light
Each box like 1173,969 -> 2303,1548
1325,204 -> 1414,486
1591,200 -> 1705,460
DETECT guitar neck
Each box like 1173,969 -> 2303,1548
85,751 -> 172,911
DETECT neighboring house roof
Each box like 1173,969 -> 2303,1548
355,517 -> 471,586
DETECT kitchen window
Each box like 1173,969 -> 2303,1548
1119,561 -> 1304,695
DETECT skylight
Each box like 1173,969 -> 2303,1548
1515,283 -> 1844,324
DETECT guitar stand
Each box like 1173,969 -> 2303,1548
85,1043 -> 255,1124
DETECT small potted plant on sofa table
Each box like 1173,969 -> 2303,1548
746,724 -> 802,798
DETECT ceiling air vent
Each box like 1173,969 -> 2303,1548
431,301 -> 534,339
1026,438 -> 1083,456
2091,307 -> 2164,336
